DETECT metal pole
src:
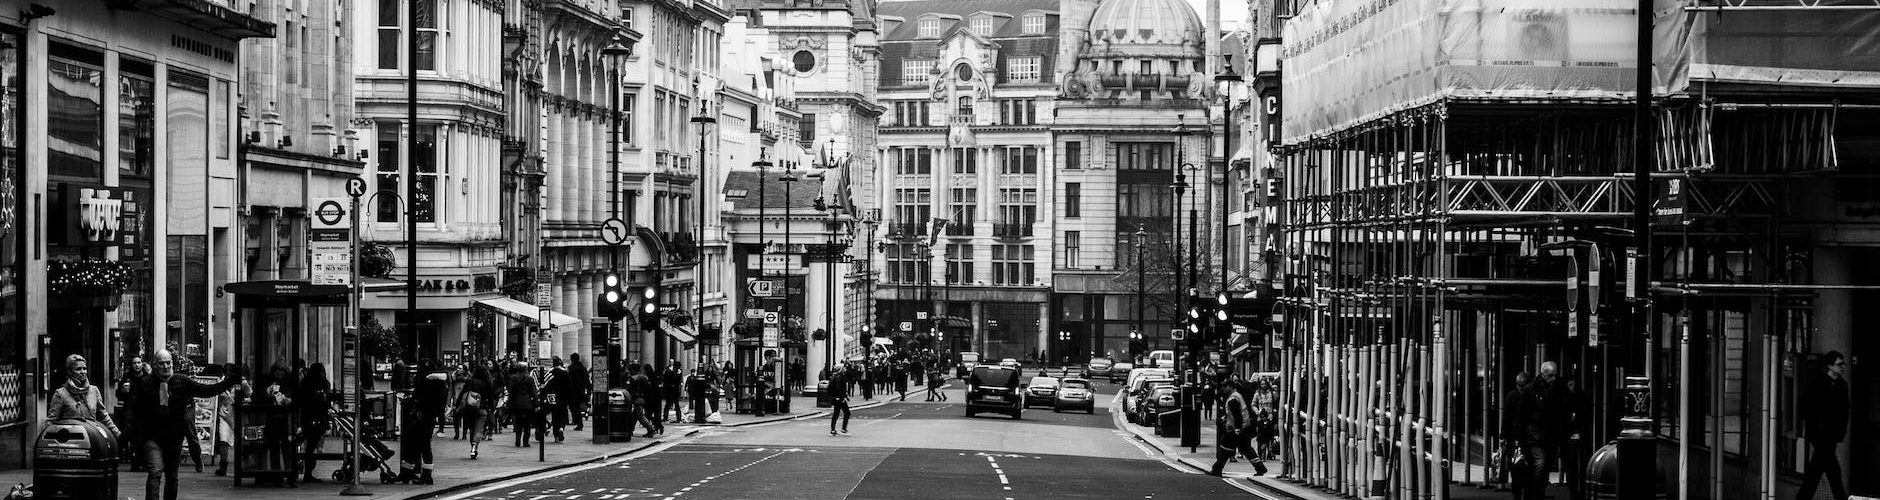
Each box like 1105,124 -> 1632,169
342,192 -> 370,496
404,0 -> 419,363
783,165 -> 794,401
1620,0 -> 1658,496
694,113 -> 713,370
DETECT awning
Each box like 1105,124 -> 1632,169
474,297 -> 581,335
659,320 -> 698,345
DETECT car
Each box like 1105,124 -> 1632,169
1022,376 -> 1060,408
1120,375 -> 1173,424
1124,367 -> 1170,392
965,365 -> 1023,419
957,351 -> 983,378
1132,384 -> 1180,425
1083,357 -> 1114,379
1108,362 -> 1134,383
998,358 -> 1021,370
1052,378 -> 1097,414
1147,350 -> 1175,369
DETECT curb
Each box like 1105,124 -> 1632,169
1107,400 -> 1316,500
397,394 -> 919,499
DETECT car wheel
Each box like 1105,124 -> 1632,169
1013,410 -> 1022,420
966,409 -> 975,418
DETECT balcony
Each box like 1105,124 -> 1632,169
887,222 -> 926,239
661,232 -> 698,263
992,223 -> 1034,239
945,223 -> 975,237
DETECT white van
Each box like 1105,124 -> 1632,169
1148,350 -> 1175,369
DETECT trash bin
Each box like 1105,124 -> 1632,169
591,391 -> 610,444
33,418 -> 118,500
1154,409 -> 1181,438
1583,441 -> 1667,499
814,380 -> 831,408
606,390 -> 635,443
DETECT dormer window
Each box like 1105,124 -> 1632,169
972,16 -> 994,37
919,18 -> 941,38
1022,13 -> 1045,34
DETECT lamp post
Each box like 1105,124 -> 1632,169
1172,116 -> 1202,450
1621,0 -> 1657,497
691,102 -> 715,370
1134,225 -> 1147,359
602,35 -> 633,390
1215,55 -> 1239,297
781,159 -> 798,399
753,158 -> 778,412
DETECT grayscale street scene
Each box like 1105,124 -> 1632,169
0,0 -> 1872,500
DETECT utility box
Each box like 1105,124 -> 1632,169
1155,409 -> 1182,438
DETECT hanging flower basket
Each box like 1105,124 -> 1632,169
48,259 -> 133,299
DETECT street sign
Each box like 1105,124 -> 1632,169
536,283 -> 553,307
762,326 -> 781,348
763,312 -> 780,325
346,177 -> 368,198
744,308 -> 766,319
1171,328 -> 1186,341
308,197 -> 351,285
600,218 -> 630,246
899,321 -> 913,332
916,312 -> 928,320
747,278 -> 775,297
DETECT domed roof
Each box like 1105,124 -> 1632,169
1087,0 -> 1203,48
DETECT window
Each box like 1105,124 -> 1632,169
376,125 -> 400,222
119,66 -> 155,180
1007,56 -> 1041,82
1023,14 -> 1045,34
949,188 -> 976,235
952,148 -> 976,174
1064,183 -> 1081,217
1140,60 -> 1153,74
412,124 -> 439,222
998,188 -> 1038,226
918,18 -> 941,38
956,96 -> 974,121
1064,231 -> 1081,268
1064,141 -> 1082,170
413,0 -> 439,70
998,146 -> 1039,174
886,244 -> 929,284
792,50 -> 816,73
992,245 -> 1035,285
903,59 -> 935,85
894,188 -> 932,230
895,101 -> 930,126
378,0 -> 399,69
893,147 -> 933,175
798,113 -> 816,144
971,16 -> 993,37
946,244 -> 974,284
622,93 -> 636,145
1117,143 -> 1173,170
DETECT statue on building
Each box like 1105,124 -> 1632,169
1185,72 -> 1211,100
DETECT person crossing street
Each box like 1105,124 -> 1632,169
829,363 -> 852,435
1207,375 -> 1261,476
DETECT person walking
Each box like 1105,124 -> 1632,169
662,362 -> 685,423
458,366 -> 493,459
1207,376 -> 1260,476
567,354 -> 591,431
296,363 -> 333,483
448,363 -> 468,439
828,364 -> 852,435
48,354 -> 121,436
893,363 -> 909,401
1798,350 -> 1852,500
396,360 -> 448,485
539,357 -> 570,442
1509,362 -> 1569,500
687,369 -> 711,423
1499,371 -> 1532,497
506,363 -> 538,447
116,356 -> 149,472
131,350 -> 242,500
925,370 -> 947,401
629,364 -> 663,436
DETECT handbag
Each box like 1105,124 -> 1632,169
459,391 -> 482,413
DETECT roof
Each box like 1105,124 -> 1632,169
722,169 -> 831,211
1089,0 -> 1203,47
878,0 -> 1059,41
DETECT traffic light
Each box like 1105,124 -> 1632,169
638,285 -> 662,331
597,273 -> 628,321
1186,291 -> 1215,339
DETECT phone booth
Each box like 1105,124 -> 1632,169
222,280 -> 349,487
733,339 -> 762,413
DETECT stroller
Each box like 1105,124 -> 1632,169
328,409 -> 400,484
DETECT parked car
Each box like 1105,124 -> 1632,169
1053,378 -> 1097,414
1108,362 -> 1134,383
1083,357 -> 1114,379
1132,384 -> 1180,425
1022,376 -> 1060,408
1147,350 -> 1175,369
1124,367 -> 1170,392
1121,376 -> 1174,424
965,365 -> 1023,419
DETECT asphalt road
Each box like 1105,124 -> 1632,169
444,378 -> 1255,500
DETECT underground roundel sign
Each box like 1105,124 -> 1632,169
314,199 -> 348,230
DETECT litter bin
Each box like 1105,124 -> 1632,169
591,391 -> 610,444
33,418 -> 118,500
814,380 -> 831,408
1154,409 -> 1181,438
606,389 -> 635,443
1583,441 -> 1667,499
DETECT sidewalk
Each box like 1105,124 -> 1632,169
1,395 -> 902,500
1112,401 -> 1565,500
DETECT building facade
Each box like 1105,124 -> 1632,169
0,0 -> 272,470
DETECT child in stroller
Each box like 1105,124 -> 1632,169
328,408 -> 400,484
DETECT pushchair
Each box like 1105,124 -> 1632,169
328,409 -> 400,484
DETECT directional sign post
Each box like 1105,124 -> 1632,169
747,278 -> 775,297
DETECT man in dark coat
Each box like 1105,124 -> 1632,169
1798,350 -> 1851,500
133,350 -> 242,500
662,362 -> 685,423
540,357 -> 571,442
505,363 -> 538,447
565,354 -> 590,431
1508,362 -> 1569,500
398,359 -> 449,484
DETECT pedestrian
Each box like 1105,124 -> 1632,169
858,361 -> 874,401
297,362 -> 333,483
687,369 -> 711,423
396,359 -> 447,485
131,350 -> 242,500
1798,350 -> 1851,500
663,362 -> 685,423
1500,371 -> 1532,497
1208,376 -> 1261,476
506,363 -> 538,447
567,354 -> 590,431
448,363 -> 468,439
1509,362 -> 1568,500
458,366 -> 493,459
540,357 -> 570,442
893,363 -> 909,401
48,354 -> 121,436
828,364 -> 852,435
629,364 -> 663,436
116,355 -> 149,472
926,370 -> 947,401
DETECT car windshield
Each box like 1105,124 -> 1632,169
960,352 -> 981,363
1089,358 -> 1112,366
1146,379 -> 1175,389
1061,380 -> 1093,390
1029,377 -> 1059,387
972,368 -> 1018,387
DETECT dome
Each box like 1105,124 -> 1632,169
1087,0 -> 1204,50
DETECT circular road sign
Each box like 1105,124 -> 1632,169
346,177 -> 368,198
601,218 -> 630,246
315,199 -> 347,227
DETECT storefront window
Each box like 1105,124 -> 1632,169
117,61 -> 157,361
0,29 -> 23,427
47,45 -> 104,182
167,72 -> 210,365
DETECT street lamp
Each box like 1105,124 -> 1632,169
1134,225 -> 1147,357
602,33 -> 634,390
1171,115 -> 1203,450
691,98 -> 716,370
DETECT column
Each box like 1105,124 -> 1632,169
560,275 -> 577,360
806,260 -> 829,392
578,273 -> 595,361
578,111 -> 594,223
970,301 -> 985,356
548,107 -> 565,223
1037,302 -> 1051,365
561,110 -> 577,225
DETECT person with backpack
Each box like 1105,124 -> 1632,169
539,357 -> 570,442
1208,376 -> 1262,476
629,364 -> 663,436
505,363 -> 538,447
458,366 -> 492,459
